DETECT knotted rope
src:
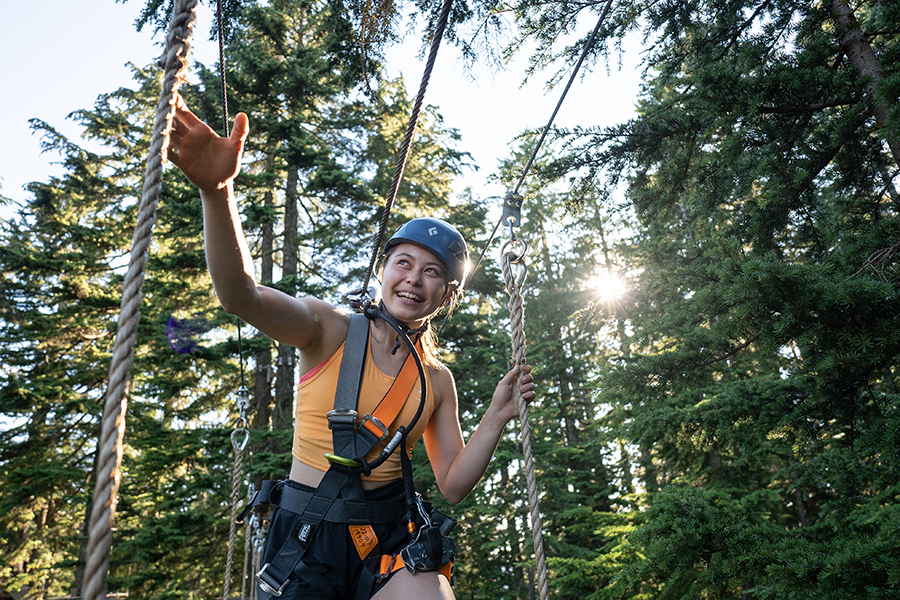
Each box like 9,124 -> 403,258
82,3 -> 199,600
502,247 -> 549,600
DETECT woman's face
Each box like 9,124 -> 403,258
381,243 -> 454,327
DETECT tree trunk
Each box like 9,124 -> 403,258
252,168 -> 276,434
274,169 -> 299,431
832,0 -> 900,164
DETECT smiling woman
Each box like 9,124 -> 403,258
166,95 -> 537,600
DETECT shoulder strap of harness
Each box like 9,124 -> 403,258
329,313 -> 370,460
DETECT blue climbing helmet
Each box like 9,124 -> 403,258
384,217 -> 470,285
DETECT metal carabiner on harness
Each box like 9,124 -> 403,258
341,286 -> 376,312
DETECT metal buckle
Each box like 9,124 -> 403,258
360,414 -> 390,443
256,563 -> 289,598
326,409 -> 358,430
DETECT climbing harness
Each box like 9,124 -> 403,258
240,306 -> 455,600
83,3 -> 200,600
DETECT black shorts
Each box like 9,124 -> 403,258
260,479 -> 410,600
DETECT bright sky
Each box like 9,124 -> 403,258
0,0 -> 644,218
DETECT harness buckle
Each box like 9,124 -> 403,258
327,409 -> 358,430
360,414 -> 390,443
256,563 -> 290,598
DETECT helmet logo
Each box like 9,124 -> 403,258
428,227 -> 438,236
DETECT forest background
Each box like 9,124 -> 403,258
1,0 -> 899,599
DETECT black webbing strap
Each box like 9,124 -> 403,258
331,312 -> 418,465
330,313 -> 371,459
255,467 -> 348,600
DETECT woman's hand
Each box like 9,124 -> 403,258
490,363 -> 536,423
167,94 -> 249,194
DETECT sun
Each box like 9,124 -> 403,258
586,273 -> 626,302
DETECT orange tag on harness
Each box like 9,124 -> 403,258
349,525 -> 379,559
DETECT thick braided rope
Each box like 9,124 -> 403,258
222,445 -> 245,600
82,3 -> 199,600
502,256 -> 549,600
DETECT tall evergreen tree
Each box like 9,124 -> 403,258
490,0 -> 900,597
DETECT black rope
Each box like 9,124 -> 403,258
216,0 -> 230,137
214,0 -> 246,391
510,0 -> 614,196
360,0 -> 456,293
456,0 -> 615,299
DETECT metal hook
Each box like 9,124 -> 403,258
501,237 -> 528,264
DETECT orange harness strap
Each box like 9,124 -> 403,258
377,553 -> 453,581
361,340 -> 423,441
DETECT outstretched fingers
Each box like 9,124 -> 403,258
173,93 -> 203,128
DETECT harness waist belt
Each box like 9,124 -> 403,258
241,480 -> 406,525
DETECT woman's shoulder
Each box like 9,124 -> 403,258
427,362 -> 457,404
296,298 -> 351,370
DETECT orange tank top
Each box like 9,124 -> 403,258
292,334 -> 435,482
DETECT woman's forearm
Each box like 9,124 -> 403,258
200,185 -> 260,316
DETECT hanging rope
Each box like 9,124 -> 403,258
215,0 -> 230,136
212,3 -> 254,596
501,236 -> 549,600
82,3 -> 199,600
241,491 -> 257,600
223,390 -> 250,600
355,0 -> 456,299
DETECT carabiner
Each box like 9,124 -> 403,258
501,238 -> 529,289
341,286 -> 375,312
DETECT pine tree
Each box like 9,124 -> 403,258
493,0 -> 900,597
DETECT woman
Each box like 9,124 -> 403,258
167,95 -> 536,600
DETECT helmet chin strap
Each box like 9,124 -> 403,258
371,301 -> 430,355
